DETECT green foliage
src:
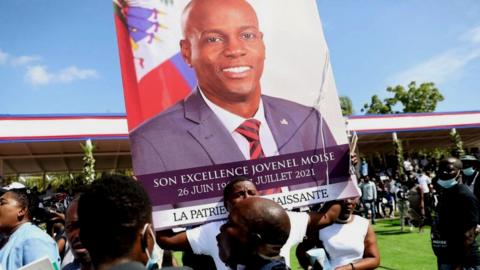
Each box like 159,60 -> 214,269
450,129 -> 465,158
21,176 -> 43,190
418,148 -> 450,161
81,139 -> 96,184
393,138 -> 405,176
362,81 -> 444,114
362,94 -> 394,114
339,96 -> 354,116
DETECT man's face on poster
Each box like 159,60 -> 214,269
181,0 -> 266,106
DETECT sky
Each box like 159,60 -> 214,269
0,0 -> 479,116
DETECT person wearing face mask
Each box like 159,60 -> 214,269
460,155 -> 480,200
78,174 -> 191,270
431,157 -> 480,269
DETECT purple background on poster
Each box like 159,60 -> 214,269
138,144 -> 350,206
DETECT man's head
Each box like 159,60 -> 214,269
78,174 -> 154,267
180,0 -> 265,114
217,197 -> 290,268
223,176 -> 258,211
460,155 -> 479,175
438,157 -> 462,181
65,197 -> 91,265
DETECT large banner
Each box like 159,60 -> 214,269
114,0 -> 359,229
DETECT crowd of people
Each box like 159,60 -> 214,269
356,152 -> 480,269
1,0 -> 479,267
0,173 -> 381,270
355,152 -> 480,229
0,154 -> 479,269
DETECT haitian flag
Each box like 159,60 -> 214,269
113,0 -> 194,131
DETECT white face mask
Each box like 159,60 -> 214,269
141,223 -> 163,270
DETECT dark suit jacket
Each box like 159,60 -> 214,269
463,171 -> 480,200
130,90 -> 336,175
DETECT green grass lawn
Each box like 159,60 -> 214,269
288,218 -> 436,270
175,218 -> 437,269
372,219 -> 436,270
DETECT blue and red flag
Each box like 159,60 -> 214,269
113,0 -> 195,131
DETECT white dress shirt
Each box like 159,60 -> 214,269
199,89 -> 279,159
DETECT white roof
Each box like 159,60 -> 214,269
1,111 -> 479,176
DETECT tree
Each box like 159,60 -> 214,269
362,81 -> 444,114
81,139 -> 96,184
339,96 -> 354,116
362,95 -> 394,114
450,128 -> 465,158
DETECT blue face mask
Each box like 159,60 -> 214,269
438,172 -> 459,189
463,167 -> 476,176
437,179 -> 457,189
146,243 -> 162,270
142,223 -> 163,270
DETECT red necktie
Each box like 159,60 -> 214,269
236,119 -> 265,159
236,119 -> 281,194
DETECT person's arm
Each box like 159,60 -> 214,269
56,235 -> 66,258
296,239 -> 315,270
308,201 -> 341,231
155,230 -> 192,252
463,194 -> 480,257
334,223 -> 380,270
417,186 -> 425,217
297,202 -> 340,269
464,225 -> 478,255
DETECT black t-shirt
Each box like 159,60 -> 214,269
432,183 -> 480,265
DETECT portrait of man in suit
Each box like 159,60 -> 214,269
130,0 -> 337,176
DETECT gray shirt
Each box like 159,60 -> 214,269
360,181 -> 377,201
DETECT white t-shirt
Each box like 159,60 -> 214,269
319,215 -> 369,268
417,174 -> 431,194
403,160 -> 413,172
186,211 -> 309,270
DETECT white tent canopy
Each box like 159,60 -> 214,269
1,111 -> 479,177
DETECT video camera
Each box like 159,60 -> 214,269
34,192 -> 69,225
